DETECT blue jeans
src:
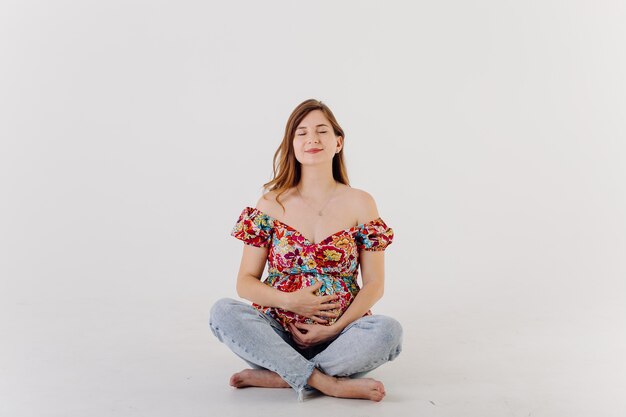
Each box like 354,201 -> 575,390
209,298 -> 403,400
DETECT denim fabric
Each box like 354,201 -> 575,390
209,297 -> 403,400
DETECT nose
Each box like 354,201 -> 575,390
307,134 -> 320,144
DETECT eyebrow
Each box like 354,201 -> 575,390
296,124 -> 329,130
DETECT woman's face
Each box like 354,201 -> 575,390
292,109 -> 343,166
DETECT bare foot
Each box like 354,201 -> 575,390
229,369 -> 290,389
330,377 -> 386,402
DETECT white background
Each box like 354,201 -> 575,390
1,1 -> 625,416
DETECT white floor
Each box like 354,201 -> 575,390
1,292 -> 624,417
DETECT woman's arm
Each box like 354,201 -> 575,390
235,244 -> 340,324
235,244 -> 284,306
333,189 -> 385,333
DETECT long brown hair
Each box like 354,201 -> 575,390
262,99 -> 350,213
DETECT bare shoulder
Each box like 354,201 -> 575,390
346,187 -> 380,223
255,190 -> 277,214
254,189 -> 295,218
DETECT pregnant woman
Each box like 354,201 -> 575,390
209,99 -> 403,402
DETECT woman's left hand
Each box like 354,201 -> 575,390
287,321 -> 339,349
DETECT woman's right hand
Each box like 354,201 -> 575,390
284,281 -> 341,324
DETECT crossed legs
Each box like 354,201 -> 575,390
209,298 -> 403,401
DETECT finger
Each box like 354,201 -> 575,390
288,322 -> 303,336
292,330 -> 310,345
320,302 -> 341,311
310,316 -> 328,324
294,322 -> 318,331
309,281 -> 323,291
320,294 -> 339,303
317,310 -> 339,318
289,327 -> 307,345
290,329 -> 306,345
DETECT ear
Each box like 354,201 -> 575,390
336,136 -> 343,153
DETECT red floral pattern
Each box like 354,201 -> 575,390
231,206 -> 394,331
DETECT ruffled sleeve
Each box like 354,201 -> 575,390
230,207 -> 274,248
355,218 -> 394,251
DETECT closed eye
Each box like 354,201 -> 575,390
297,131 -> 328,136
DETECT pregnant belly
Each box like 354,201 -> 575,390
256,273 -> 362,329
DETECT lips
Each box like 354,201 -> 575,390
305,148 -> 323,153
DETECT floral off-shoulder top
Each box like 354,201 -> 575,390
230,206 -> 394,331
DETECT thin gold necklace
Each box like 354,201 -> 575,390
296,181 -> 338,216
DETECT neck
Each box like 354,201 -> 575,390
297,164 -> 337,199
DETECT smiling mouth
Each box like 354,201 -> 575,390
305,149 -> 323,153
